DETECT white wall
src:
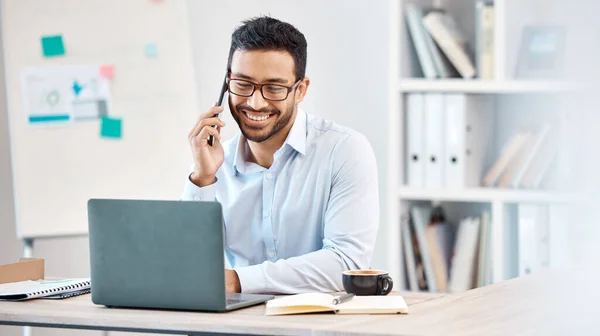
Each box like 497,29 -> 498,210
186,0 -> 391,270
0,2 -> 24,334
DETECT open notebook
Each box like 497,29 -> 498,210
266,293 -> 408,316
0,278 -> 91,301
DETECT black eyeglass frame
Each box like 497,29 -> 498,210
226,76 -> 303,102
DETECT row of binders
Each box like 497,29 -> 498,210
402,205 -> 491,293
405,1 -> 494,79
405,93 -> 493,188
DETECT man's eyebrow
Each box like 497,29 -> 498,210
232,73 -> 289,84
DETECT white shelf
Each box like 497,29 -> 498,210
397,79 -> 573,93
398,187 -> 573,204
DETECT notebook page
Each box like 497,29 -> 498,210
336,296 -> 409,314
266,293 -> 334,308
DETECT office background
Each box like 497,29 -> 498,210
1,0 -> 600,335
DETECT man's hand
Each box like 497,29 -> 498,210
188,106 -> 226,187
225,269 -> 241,293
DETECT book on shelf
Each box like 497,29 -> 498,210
475,1 -> 495,80
410,205 -> 438,292
401,214 -> 419,291
448,216 -> 481,292
476,211 -> 492,287
422,11 -> 476,79
482,131 -> 531,187
402,205 -> 490,293
425,207 -> 454,293
404,4 -> 455,78
404,3 -> 438,79
483,123 -> 560,190
404,2 -> 495,79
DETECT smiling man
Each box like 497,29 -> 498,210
182,16 -> 379,294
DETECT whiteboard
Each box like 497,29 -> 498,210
2,0 -> 199,238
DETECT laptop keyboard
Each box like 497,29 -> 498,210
226,298 -> 245,305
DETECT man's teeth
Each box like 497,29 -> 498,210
245,112 -> 270,121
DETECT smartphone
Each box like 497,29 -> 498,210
208,73 -> 228,146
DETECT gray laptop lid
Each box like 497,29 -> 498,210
88,199 -> 226,311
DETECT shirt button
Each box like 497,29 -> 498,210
193,195 -> 201,201
268,251 -> 275,258
263,210 -> 270,218
265,173 -> 273,180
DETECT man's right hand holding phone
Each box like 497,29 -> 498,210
188,105 -> 226,188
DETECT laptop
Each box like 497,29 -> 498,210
87,199 -> 273,312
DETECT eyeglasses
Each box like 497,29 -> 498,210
227,78 -> 302,102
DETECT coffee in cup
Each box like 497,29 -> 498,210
342,270 -> 393,296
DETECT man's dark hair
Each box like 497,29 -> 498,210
227,16 -> 307,81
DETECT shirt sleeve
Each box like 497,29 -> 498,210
180,165 -> 217,201
234,133 -> 380,294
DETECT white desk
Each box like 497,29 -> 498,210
0,292 -> 441,335
1,271 -> 597,335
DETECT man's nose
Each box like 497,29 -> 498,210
247,88 -> 270,111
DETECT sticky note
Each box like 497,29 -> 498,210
100,117 -> 122,139
145,43 -> 158,58
100,65 -> 115,79
41,35 -> 65,57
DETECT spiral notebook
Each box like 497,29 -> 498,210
0,278 -> 91,301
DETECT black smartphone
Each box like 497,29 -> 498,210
208,73 -> 228,146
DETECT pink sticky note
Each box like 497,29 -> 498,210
100,65 -> 115,79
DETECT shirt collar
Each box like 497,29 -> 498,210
232,108 -> 307,174
284,108 -> 307,156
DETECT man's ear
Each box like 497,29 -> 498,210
294,77 -> 310,103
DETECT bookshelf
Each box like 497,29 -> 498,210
398,79 -> 573,94
398,187 -> 573,204
387,0 -> 574,291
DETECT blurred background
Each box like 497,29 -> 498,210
0,0 -> 599,335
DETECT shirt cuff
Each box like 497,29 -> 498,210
181,174 -> 217,201
234,264 -> 267,294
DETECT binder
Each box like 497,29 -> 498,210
406,93 -> 425,187
548,205 -> 569,268
443,94 -> 493,188
424,94 -> 445,188
518,205 -> 549,276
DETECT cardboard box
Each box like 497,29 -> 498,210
0,258 -> 44,284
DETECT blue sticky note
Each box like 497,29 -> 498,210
100,117 -> 122,139
145,43 -> 158,58
41,35 -> 65,57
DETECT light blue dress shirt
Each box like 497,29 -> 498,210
181,109 -> 379,294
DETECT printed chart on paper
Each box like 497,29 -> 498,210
20,65 -> 112,125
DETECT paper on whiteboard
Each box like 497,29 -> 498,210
20,65 -> 112,125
